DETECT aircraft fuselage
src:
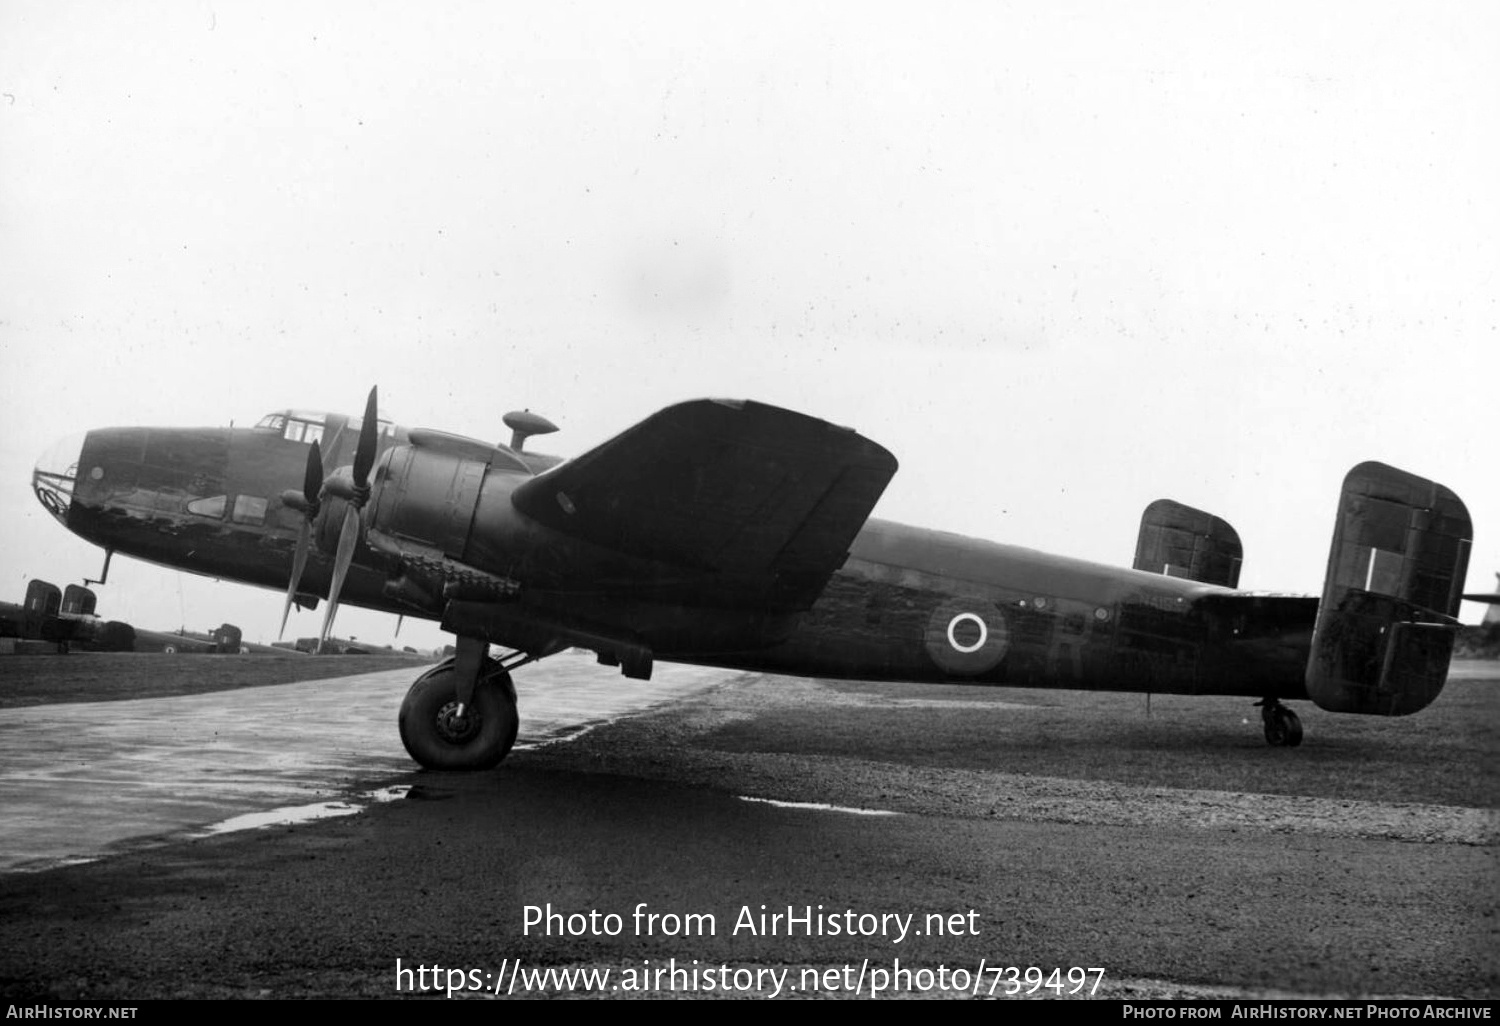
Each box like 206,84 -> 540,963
36,419 -> 1314,701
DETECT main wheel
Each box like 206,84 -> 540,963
1263,706 -> 1304,748
398,658 -> 519,770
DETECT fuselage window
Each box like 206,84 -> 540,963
231,495 -> 268,525
187,495 -> 227,519
283,420 -> 306,443
303,422 -> 325,446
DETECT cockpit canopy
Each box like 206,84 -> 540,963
254,410 -> 398,445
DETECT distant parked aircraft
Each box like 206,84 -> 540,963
0,579 -> 289,655
0,580 -> 134,652
1461,573 -> 1500,624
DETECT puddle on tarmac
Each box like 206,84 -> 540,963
737,796 -> 899,816
196,785 -> 411,836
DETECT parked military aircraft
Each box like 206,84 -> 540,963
0,580 -> 134,651
0,578 -> 289,655
32,390 -> 1472,769
1461,574 -> 1500,610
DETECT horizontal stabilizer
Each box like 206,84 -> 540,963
510,399 -> 897,610
1133,499 -> 1242,588
1306,462 -> 1471,716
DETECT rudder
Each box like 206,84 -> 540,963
1307,462 -> 1471,715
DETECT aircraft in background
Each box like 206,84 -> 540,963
32,390 -> 1473,769
275,635 -> 430,657
0,578 -> 292,655
0,580 -> 134,652
1461,573 -> 1500,621
128,623 -> 290,655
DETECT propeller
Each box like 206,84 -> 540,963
277,439 -> 323,639
317,386 -> 380,651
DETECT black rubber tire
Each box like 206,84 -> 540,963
1278,708 -> 1304,748
398,659 -> 518,770
1264,707 -> 1304,748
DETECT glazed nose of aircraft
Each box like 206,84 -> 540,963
33,432 -> 87,525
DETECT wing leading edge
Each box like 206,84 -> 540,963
510,399 -> 898,610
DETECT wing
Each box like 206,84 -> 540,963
510,399 -> 897,609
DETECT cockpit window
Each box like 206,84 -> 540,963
281,418 -> 325,444
256,410 -> 391,443
348,417 -> 396,438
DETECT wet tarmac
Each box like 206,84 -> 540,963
0,655 -> 739,872
0,659 -> 1493,1000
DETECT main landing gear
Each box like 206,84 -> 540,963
1257,698 -> 1303,748
398,655 -> 521,770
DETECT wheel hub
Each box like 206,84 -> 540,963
435,700 -> 481,744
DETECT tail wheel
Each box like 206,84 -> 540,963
1262,704 -> 1304,748
399,658 -> 518,770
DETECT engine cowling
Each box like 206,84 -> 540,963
362,436 -> 534,601
370,445 -> 488,561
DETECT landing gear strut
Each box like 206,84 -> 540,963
398,656 -> 519,770
1257,698 -> 1303,748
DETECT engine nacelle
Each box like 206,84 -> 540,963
363,437 -> 535,598
370,445 -> 488,561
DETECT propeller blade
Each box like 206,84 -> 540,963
317,389 -> 379,652
303,438 -> 324,503
353,386 -> 378,488
319,504 -> 362,650
276,440 -> 325,641
278,522 -> 312,640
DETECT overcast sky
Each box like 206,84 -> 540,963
1,1 -> 1495,652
